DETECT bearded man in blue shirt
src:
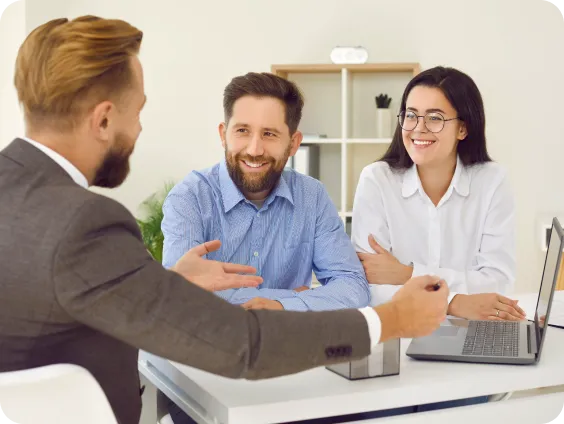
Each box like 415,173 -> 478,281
162,72 -> 370,312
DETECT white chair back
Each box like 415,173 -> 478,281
0,364 -> 118,424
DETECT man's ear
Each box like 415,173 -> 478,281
90,101 -> 115,143
218,122 -> 227,149
289,130 -> 303,156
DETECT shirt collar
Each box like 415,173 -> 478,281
21,136 -> 89,188
218,159 -> 294,213
402,155 -> 469,199
451,156 -> 470,197
401,163 -> 420,198
267,171 -> 294,207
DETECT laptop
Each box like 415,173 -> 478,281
406,217 -> 564,365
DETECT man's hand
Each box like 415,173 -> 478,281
448,293 -> 526,321
375,275 -> 449,342
171,240 -> 263,291
241,298 -> 284,310
357,235 -> 413,285
293,286 -> 309,292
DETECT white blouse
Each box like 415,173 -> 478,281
352,156 -> 516,306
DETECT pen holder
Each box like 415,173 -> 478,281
326,338 -> 400,380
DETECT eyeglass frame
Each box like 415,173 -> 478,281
397,110 -> 462,133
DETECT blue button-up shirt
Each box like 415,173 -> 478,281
161,160 -> 370,311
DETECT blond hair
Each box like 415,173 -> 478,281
14,15 -> 143,131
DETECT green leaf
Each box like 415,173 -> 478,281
136,181 -> 175,263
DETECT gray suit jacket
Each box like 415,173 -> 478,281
0,139 -> 371,424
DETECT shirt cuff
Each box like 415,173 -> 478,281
358,307 -> 382,350
276,296 -> 308,311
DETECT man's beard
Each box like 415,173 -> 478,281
92,132 -> 134,188
225,145 -> 292,194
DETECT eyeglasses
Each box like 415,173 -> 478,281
397,110 -> 461,133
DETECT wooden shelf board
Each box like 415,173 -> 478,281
272,63 -> 420,77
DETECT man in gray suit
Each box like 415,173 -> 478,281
0,16 -> 449,424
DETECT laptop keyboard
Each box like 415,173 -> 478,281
462,321 -> 520,357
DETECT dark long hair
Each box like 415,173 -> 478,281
379,66 -> 492,169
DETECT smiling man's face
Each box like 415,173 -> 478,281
220,95 -> 299,199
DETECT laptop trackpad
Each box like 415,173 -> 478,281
435,326 -> 460,337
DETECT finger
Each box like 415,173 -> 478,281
202,240 -> 222,254
433,281 -> 450,304
513,300 -> 526,316
435,280 -> 449,296
406,275 -> 442,290
241,300 -> 256,309
424,279 -> 447,292
246,304 -> 263,310
497,294 -> 518,307
495,309 -> 522,321
216,275 -> 262,291
487,316 -> 505,321
496,302 -> 525,320
243,301 -> 265,310
368,234 -> 388,254
234,274 -> 263,287
188,240 -> 222,257
222,262 -> 258,275
497,296 -> 526,318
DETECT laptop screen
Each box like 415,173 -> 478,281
534,218 -> 564,356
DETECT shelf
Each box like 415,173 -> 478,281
301,138 -> 342,144
301,138 -> 392,145
272,63 -> 420,78
346,138 -> 392,144
275,61 -> 420,217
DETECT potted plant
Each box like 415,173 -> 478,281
375,93 -> 392,138
136,181 -> 175,263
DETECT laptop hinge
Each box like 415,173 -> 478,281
528,323 -> 538,355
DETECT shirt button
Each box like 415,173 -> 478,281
254,251 -> 259,257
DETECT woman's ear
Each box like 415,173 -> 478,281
457,121 -> 468,141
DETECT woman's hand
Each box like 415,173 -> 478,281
357,235 -> 413,285
448,293 -> 526,321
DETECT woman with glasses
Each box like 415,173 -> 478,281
352,66 -> 525,322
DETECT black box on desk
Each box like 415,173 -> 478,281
326,339 -> 400,380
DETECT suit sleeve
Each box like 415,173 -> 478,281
52,196 -> 371,379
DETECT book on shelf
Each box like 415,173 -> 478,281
301,133 -> 328,142
287,144 -> 320,179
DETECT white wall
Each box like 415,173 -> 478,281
8,0 -> 564,293
0,0 -> 25,148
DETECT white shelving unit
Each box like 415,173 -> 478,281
272,63 -> 420,222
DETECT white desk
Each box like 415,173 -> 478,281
348,391 -> 564,424
139,293 -> 564,424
